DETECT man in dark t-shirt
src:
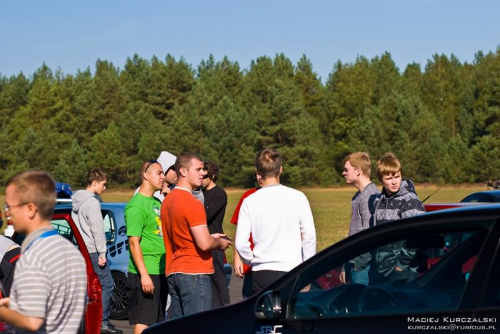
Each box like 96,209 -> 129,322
202,161 -> 230,307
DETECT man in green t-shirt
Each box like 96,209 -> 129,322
125,159 -> 166,334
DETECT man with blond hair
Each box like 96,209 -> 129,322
236,148 -> 316,293
340,152 -> 380,284
374,152 -> 426,283
0,171 -> 86,333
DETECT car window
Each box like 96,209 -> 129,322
51,218 -> 79,247
102,210 -> 116,244
288,226 -> 489,319
462,194 -> 491,203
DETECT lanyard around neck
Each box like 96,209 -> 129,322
25,230 -> 58,252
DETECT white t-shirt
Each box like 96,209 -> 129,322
235,184 -> 316,272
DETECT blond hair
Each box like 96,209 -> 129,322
343,152 -> 372,177
376,152 -> 402,182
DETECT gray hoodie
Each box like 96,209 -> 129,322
71,190 -> 107,257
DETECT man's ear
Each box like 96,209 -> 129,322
178,166 -> 187,177
26,202 -> 37,220
279,166 -> 283,175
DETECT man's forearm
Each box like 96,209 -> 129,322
0,307 -> 44,332
128,237 -> 148,275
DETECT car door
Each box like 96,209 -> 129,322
252,214 -> 499,334
51,213 -> 102,334
472,220 -> 500,327
101,204 -> 130,320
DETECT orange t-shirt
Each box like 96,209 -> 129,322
161,187 -> 214,276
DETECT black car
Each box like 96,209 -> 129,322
145,205 -> 500,334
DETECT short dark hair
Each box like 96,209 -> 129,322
175,152 -> 202,174
6,170 -> 56,220
255,148 -> 282,179
86,168 -> 107,186
165,164 -> 176,176
203,161 -> 220,182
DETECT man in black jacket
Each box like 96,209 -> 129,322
202,161 -> 230,307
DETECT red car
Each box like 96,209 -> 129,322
423,202 -> 482,212
10,213 -> 102,334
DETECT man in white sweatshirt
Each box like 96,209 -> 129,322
235,148 -> 316,292
72,168 -> 122,334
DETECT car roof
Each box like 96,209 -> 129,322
54,202 -> 127,210
461,190 -> 500,202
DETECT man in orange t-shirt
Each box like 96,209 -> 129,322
161,152 -> 232,319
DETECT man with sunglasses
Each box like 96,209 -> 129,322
201,161 -> 230,308
125,160 -> 167,334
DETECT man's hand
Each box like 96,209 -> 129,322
211,233 -> 233,250
339,271 -> 346,284
0,297 -> 10,308
141,273 -> 155,295
98,256 -> 107,267
234,253 -> 244,278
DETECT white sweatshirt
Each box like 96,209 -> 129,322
235,184 -> 316,272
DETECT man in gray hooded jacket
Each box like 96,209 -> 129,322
72,168 -> 122,334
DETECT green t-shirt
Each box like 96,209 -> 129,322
125,193 -> 165,275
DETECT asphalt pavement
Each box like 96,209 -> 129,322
113,273 -> 244,334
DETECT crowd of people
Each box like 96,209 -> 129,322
0,148 -> 427,333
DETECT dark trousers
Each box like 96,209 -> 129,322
242,271 -> 254,299
211,250 -> 230,308
252,270 -> 287,293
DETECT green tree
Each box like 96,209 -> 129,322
53,139 -> 89,187
422,54 -> 463,139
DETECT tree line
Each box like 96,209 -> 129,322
1,49 -> 499,189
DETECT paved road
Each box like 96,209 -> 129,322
113,273 -> 244,333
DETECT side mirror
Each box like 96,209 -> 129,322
254,291 -> 282,320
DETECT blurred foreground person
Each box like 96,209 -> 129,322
0,171 -> 86,333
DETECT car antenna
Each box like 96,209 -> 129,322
422,184 -> 445,203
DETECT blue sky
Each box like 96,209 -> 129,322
1,0 -> 499,82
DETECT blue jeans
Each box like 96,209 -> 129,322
167,273 -> 212,319
90,253 -> 113,326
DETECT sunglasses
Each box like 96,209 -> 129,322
203,174 -> 210,179
145,159 -> 159,172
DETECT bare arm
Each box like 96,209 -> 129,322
191,226 -> 232,252
128,236 -> 154,294
0,298 -> 44,332
233,237 -> 244,278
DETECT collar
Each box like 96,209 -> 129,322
174,186 -> 193,194
21,226 -> 55,253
